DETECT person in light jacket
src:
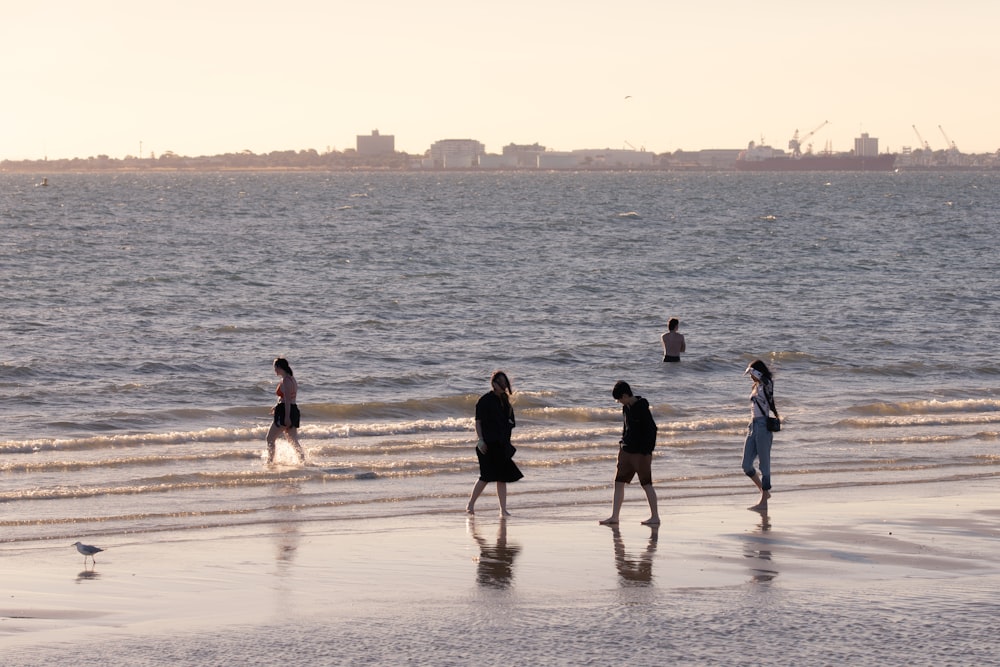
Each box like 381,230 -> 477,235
742,359 -> 778,510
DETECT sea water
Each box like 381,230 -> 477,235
1,170 -> 998,543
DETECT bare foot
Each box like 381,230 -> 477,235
465,506 -> 475,515
748,502 -> 768,511
599,517 -> 619,525
501,510 -> 512,517
641,517 -> 661,526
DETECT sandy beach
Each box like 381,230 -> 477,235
4,479 -> 999,666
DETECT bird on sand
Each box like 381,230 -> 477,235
72,541 -> 105,565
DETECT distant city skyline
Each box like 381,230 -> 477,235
3,1 -> 998,161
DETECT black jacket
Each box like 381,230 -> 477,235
621,397 -> 657,455
476,391 -> 515,445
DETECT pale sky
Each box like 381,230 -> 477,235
2,0 -> 997,160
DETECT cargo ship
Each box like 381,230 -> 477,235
736,131 -> 896,171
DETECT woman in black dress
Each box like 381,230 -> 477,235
466,371 -> 523,516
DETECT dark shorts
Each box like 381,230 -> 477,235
615,449 -> 653,486
274,403 -> 301,428
663,355 -> 681,362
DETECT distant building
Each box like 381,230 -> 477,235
478,154 -> 518,168
855,133 -> 879,157
428,139 -> 485,169
533,148 -> 657,170
665,149 -> 742,170
571,149 -> 655,168
692,149 -> 742,169
357,130 -> 395,156
502,143 -> 546,168
537,152 -> 581,169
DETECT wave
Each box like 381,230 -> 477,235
0,426 -> 268,454
767,350 -> 825,364
843,433 -> 968,446
0,463 -> 476,504
0,406 -> 750,456
305,418 -> 471,439
0,450 -> 259,473
521,406 -> 618,422
0,417 -> 479,454
306,395 -> 475,419
838,413 -> 1000,430
0,428 -> 736,475
0,363 -> 39,379
849,398 -> 1000,416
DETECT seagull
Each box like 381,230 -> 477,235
72,541 -> 105,565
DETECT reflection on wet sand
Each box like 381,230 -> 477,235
608,524 -> 658,586
744,508 -> 777,583
468,517 -> 521,589
75,568 -> 100,583
272,481 -> 303,566
268,482 -> 304,618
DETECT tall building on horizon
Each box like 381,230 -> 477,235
428,139 -> 485,168
357,130 -> 395,155
855,133 -> 879,156
502,143 -> 546,168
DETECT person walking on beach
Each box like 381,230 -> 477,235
466,371 -> 523,516
661,317 -> 686,362
600,381 -> 660,526
266,357 -> 306,465
742,359 -> 778,510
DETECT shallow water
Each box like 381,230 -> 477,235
1,171 -> 998,543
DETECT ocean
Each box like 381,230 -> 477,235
2,169 -> 998,542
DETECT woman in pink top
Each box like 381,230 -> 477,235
266,357 -> 306,464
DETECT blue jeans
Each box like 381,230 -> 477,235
742,418 -> 773,490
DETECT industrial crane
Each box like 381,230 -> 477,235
911,125 -> 931,151
788,120 -> 829,156
938,125 -> 958,152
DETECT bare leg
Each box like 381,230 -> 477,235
748,472 -> 771,510
265,423 -> 280,464
600,482 -> 626,524
641,483 -> 660,525
497,482 -> 510,516
285,428 -> 306,463
467,479 -> 488,514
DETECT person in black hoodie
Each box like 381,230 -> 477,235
600,381 -> 660,526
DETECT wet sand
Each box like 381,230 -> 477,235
4,480 -> 1000,665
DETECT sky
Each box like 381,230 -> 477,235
2,0 -> 998,160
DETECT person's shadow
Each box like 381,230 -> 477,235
608,524 -> 658,587
468,517 -> 521,589
744,507 -> 777,583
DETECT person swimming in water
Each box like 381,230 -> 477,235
661,317 -> 686,362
